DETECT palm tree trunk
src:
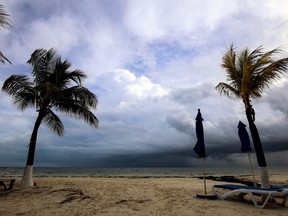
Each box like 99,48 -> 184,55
245,107 -> 270,188
20,114 -> 43,188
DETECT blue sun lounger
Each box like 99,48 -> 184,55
271,185 -> 288,190
212,184 -> 288,208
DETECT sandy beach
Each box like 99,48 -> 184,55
0,175 -> 287,216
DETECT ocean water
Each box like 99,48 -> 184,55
0,166 -> 287,178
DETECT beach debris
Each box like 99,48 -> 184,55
115,199 -> 152,205
49,188 -> 92,204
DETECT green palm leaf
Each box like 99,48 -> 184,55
216,45 -> 288,102
215,82 -> 241,99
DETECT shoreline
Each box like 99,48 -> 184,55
1,175 -> 287,215
1,166 -> 287,178
2,174 -> 288,187
2,173 -> 287,182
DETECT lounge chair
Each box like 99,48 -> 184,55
0,179 -> 15,191
212,184 -> 288,208
271,185 -> 288,190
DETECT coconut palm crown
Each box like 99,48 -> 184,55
2,48 -> 99,187
216,44 -> 288,188
216,45 -> 288,107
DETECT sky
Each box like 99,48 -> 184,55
0,0 -> 288,168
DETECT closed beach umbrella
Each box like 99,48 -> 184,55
237,121 -> 257,186
238,121 -> 252,152
194,109 -> 207,195
194,109 -> 206,158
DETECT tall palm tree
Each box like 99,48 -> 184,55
2,48 -> 99,187
0,4 -> 12,64
215,44 -> 288,188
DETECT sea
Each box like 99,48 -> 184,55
0,166 -> 287,178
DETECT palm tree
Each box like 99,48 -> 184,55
2,48 -> 99,187
0,4 -> 12,64
215,44 -> 288,188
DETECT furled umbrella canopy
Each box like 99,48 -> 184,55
194,109 -> 206,158
237,121 -> 257,186
193,109 -> 216,198
238,121 -> 252,152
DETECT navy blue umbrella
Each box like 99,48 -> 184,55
237,121 -> 257,186
194,109 -> 208,195
194,109 -> 206,158
238,121 -> 252,152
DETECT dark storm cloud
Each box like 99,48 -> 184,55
165,114 -> 194,135
170,83 -> 217,105
1,0 -> 288,168
263,81 -> 288,116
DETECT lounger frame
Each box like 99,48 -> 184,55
213,184 -> 288,208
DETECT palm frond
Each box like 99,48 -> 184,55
2,75 -> 37,110
250,47 -> 281,74
43,109 -> 64,136
49,60 -> 86,88
2,75 -> 32,95
50,59 -> 71,87
57,86 -> 98,108
253,57 -> 288,92
247,46 -> 264,64
215,82 -> 241,99
221,45 -> 244,93
0,51 -> 12,64
0,5 -> 11,30
221,45 -> 238,81
55,99 -> 99,128
67,69 -> 87,85
28,48 -> 59,84
13,91 -> 38,110
35,82 -> 61,100
237,47 -> 250,73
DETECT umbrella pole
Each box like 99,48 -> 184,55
247,152 -> 257,187
202,158 -> 207,195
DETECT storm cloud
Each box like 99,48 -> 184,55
0,0 -> 288,168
